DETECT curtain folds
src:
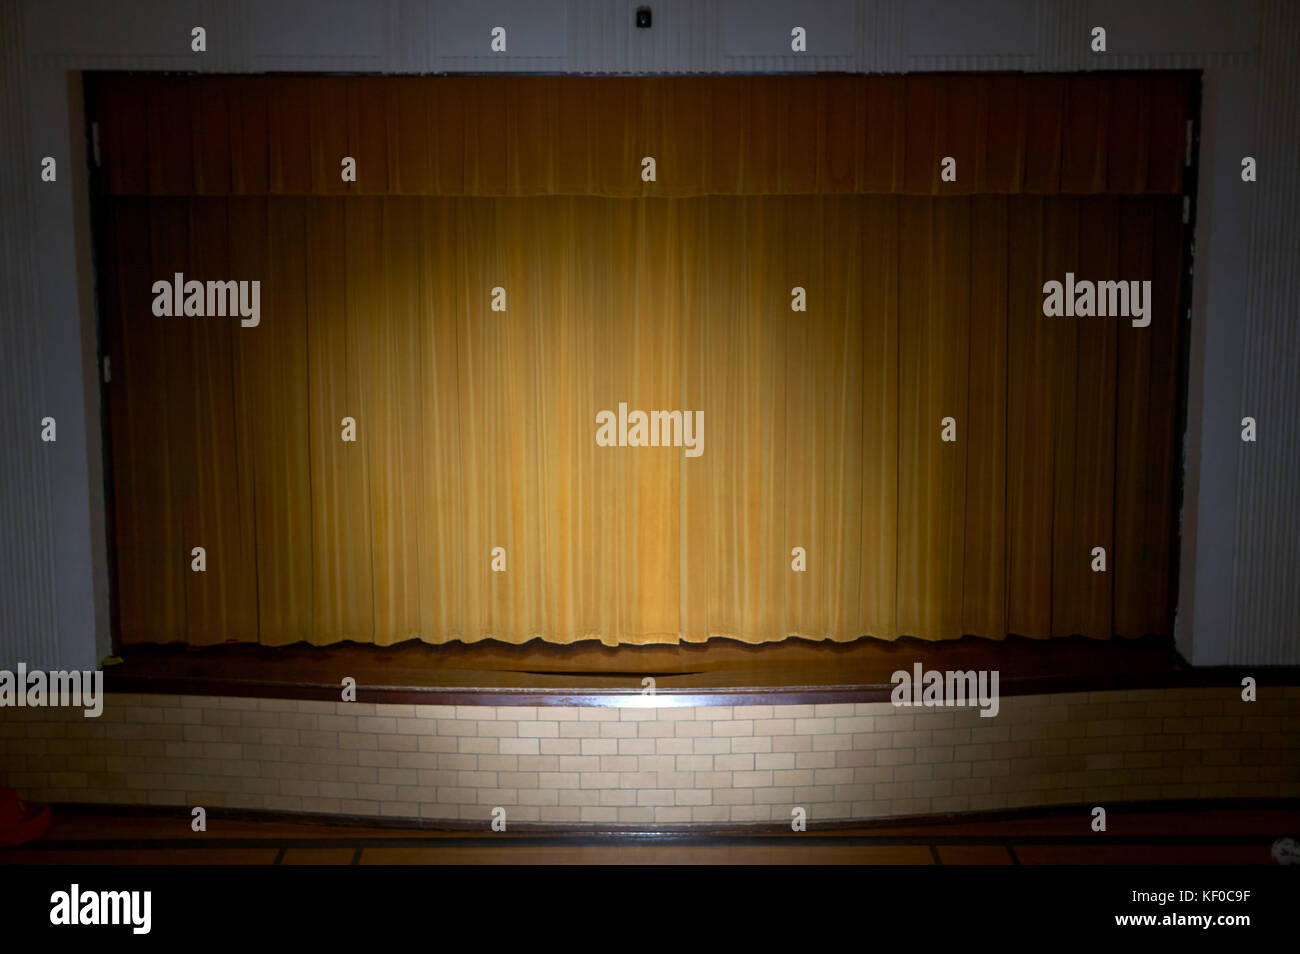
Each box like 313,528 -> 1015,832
94,74 -> 1193,198
106,193 -> 1184,647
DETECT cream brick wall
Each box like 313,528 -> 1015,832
2,688 -> 1298,825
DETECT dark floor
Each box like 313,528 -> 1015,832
4,806 -> 1294,865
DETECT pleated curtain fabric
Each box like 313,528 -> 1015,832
96,74 -> 1191,198
97,75 -> 1190,647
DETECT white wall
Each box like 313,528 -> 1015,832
1,0 -> 1294,669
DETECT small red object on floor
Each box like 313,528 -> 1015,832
0,787 -> 51,847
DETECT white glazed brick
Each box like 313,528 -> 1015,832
0,689 -> 1287,829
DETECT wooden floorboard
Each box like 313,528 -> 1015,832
877,809 -> 1300,837
935,845 -> 1017,865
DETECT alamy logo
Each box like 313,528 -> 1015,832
0,664 -> 103,717
151,272 -> 260,327
595,402 -> 704,458
891,664 -> 1000,718
50,884 -> 151,934
1041,272 -> 1151,327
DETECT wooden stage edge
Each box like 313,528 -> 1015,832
46,796 -> 1300,836
101,633 -> 1300,705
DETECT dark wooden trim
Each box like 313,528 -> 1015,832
102,665 -> 1300,706
19,832 -> 1286,850
1165,72 -> 1203,641
82,71 -> 126,663
45,797 -> 1300,839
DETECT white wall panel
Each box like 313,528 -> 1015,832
1087,0 -> 1258,55
244,0 -> 388,68
434,0 -> 568,70
0,3 -> 61,670
904,0 -> 1036,56
1230,1 -> 1300,665
722,0 -> 855,56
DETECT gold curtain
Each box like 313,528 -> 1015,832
105,192 -> 1184,647
92,74 -> 1193,198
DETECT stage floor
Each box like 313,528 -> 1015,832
103,633 -> 1197,703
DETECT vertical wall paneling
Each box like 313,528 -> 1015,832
1231,1 -> 1300,664
0,3 -> 60,668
